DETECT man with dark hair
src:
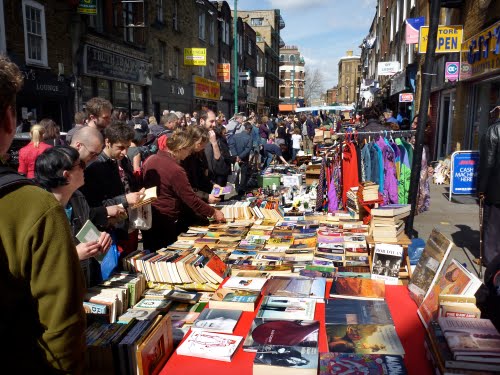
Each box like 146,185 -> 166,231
81,121 -> 145,254
85,97 -> 113,131
230,122 -> 253,196
65,110 -> 87,144
0,56 -> 86,372
261,142 -> 289,169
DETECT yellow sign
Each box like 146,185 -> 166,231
418,25 -> 463,53
77,0 -> 97,15
184,48 -> 206,66
194,76 -> 220,101
217,63 -> 231,83
460,20 -> 500,81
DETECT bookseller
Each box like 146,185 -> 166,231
0,55 -> 86,373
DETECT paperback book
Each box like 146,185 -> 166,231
222,276 -> 268,292
176,331 -> 243,362
324,298 -> 393,325
209,287 -> 260,312
371,244 -> 404,285
326,324 -> 405,356
256,296 -> 316,321
329,277 -> 385,300
253,345 -> 319,375
319,352 -> 407,375
191,308 -> 242,334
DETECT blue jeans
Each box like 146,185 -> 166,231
263,152 -> 273,170
292,148 -> 299,160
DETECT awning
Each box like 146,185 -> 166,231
279,104 -> 295,112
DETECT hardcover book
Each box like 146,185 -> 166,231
370,204 -> 411,217
371,244 -> 404,285
136,314 -> 173,375
134,298 -> 172,312
319,352 -> 407,375
264,276 -> 315,298
256,296 -> 316,321
176,331 -> 243,362
191,308 -> 242,334
165,290 -> 202,305
253,345 -> 319,375
408,229 -> 454,306
243,319 -> 320,352
209,288 -> 260,312
329,277 -> 385,300
118,308 -> 160,323
326,324 -> 405,356
324,298 -> 393,325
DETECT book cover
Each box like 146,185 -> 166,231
370,204 -> 411,217
136,314 -> 173,375
243,319 -> 320,351
408,229 -> 453,305
76,220 -> 105,263
253,345 -> 319,372
371,244 -> 404,285
418,259 -> 481,328
264,276 -> 315,298
176,331 -> 243,362
319,352 -> 407,375
118,308 -> 160,323
209,288 -> 260,312
438,317 -> 500,358
198,246 -> 228,283
325,298 -> 393,325
165,290 -> 202,305
134,299 -> 172,312
330,277 -> 385,300
131,186 -> 157,209
222,276 -> 268,291
257,296 -> 316,321
326,324 -> 405,356
191,308 -> 242,334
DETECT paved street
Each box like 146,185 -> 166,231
413,182 -> 483,279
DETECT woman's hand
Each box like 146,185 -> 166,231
76,241 -> 101,260
97,231 -> 112,253
126,188 -> 146,205
213,209 -> 225,222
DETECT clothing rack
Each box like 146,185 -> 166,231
331,129 -> 417,136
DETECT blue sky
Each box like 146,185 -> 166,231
233,0 -> 377,90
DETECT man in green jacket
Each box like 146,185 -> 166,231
0,55 -> 86,373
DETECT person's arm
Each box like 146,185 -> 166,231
478,126 -> 498,195
17,147 -> 28,176
279,155 -> 289,165
29,203 -> 86,372
209,130 -> 221,160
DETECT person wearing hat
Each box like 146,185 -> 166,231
128,109 -> 149,130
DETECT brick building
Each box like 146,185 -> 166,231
278,45 -> 305,111
326,87 -> 339,105
338,50 -> 361,105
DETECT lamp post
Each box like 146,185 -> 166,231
233,0 -> 238,115
290,55 -> 296,110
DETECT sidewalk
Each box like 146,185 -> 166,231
412,182 -> 483,279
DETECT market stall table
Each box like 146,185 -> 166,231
160,283 -> 433,375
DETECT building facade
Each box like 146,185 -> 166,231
338,50 -> 361,105
326,87 -> 339,105
279,45 -> 305,111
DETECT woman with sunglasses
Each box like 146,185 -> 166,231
35,146 -> 112,286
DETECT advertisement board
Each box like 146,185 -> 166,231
445,62 -> 460,82
399,93 -> 414,102
418,26 -> 463,53
406,17 -> 425,44
216,63 -> 230,83
377,61 -> 401,76
449,151 -> 479,201
194,76 -> 220,101
184,48 -> 206,66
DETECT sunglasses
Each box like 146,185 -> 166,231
72,159 -> 86,170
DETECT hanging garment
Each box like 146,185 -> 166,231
396,138 -> 411,204
316,157 -> 327,212
372,142 -> 384,193
342,142 -> 360,208
361,143 -> 371,182
328,153 -> 343,212
417,145 -> 431,213
389,140 -> 401,180
368,143 -> 380,186
402,139 -> 413,167
382,143 -> 399,204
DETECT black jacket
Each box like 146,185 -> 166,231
205,137 -> 234,178
230,131 -> 252,161
478,120 -> 500,204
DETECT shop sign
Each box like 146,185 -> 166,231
83,44 -> 152,86
445,62 -> 460,82
216,63 -> 230,83
255,76 -> 265,87
247,86 -> 258,104
399,93 -> 413,102
460,62 -> 472,80
449,151 -> 479,200
77,0 -> 97,15
406,17 -> 425,44
377,61 -> 400,76
418,26 -> 463,53
184,48 -> 206,66
460,20 -> 500,81
194,76 -> 220,101
20,69 -> 68,97
390,71 -> 406,96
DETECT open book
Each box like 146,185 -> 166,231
131,186 -> 157,209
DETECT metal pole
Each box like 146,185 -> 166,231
405,0 -> 440,237
233,0 -> 238,115
291,58 -> 295,110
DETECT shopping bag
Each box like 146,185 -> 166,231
100,240 -> 119,281
128,204 -> 152,230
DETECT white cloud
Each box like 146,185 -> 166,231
268,0 -> 327,11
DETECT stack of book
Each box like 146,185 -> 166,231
370,204 -> 411,242
424,317 -> 500,373
357,181 -> 380,202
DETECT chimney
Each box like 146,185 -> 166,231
346,50 -> 353,56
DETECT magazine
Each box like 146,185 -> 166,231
371,244 -> 404,285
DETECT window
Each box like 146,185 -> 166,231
225,21 -> 230,44
173,48 -> 180,79
250,18 -> 263,26
0,0 -> 6,54
256,35 -> 263,43
257,55 -> 261,72
198,65 -> 205,77
198,10 -> 205,40
172,0 -> 178,31
390,6 -> 395,42
209,19 -> 215,45
247,39 -> 252,55
88,0 -> 104,32
158,41 -> 166,73
280,87 -> 285,98
410,0 -> 415,8
123,2 -> 134,42
396,0 -> 400,33
156,0 -> 164,23
402,0 -> 407,21
22,0 -> 47,66
209,60 -> 215,77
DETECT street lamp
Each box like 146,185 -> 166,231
290,54 -> 296,110
233,0 -> 238,115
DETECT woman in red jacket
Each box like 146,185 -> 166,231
142,128 -> 225,250
18,124 -> 52,178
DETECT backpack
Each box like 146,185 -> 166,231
0,165 -> 33,197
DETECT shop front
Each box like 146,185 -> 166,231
151,79 -> 192,120
16,69 -> 73,131
80,35 -> 152,115
246,86 -> 258,114
459,20 -> 500,150
193,76 -> 220,112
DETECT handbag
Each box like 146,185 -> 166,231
128,203 -> 153,230
100,238 -> 119,280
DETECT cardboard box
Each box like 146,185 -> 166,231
257,175 -> 281,188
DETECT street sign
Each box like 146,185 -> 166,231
445,62 -> 460,82
217,63 -> 230,83
399,93 -> 414,102
418,25 -> 463,53
256,76 -> 265,87
184,48 -> 206,66
377,61 -> 401,76
239,71 -> 250,81
449,151 -> 479,201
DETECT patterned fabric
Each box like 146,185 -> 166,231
417,145 -> 431,213
316,157 -> 326,211
328,153 -> 343,212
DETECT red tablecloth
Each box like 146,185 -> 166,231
160,284 -> 434,375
